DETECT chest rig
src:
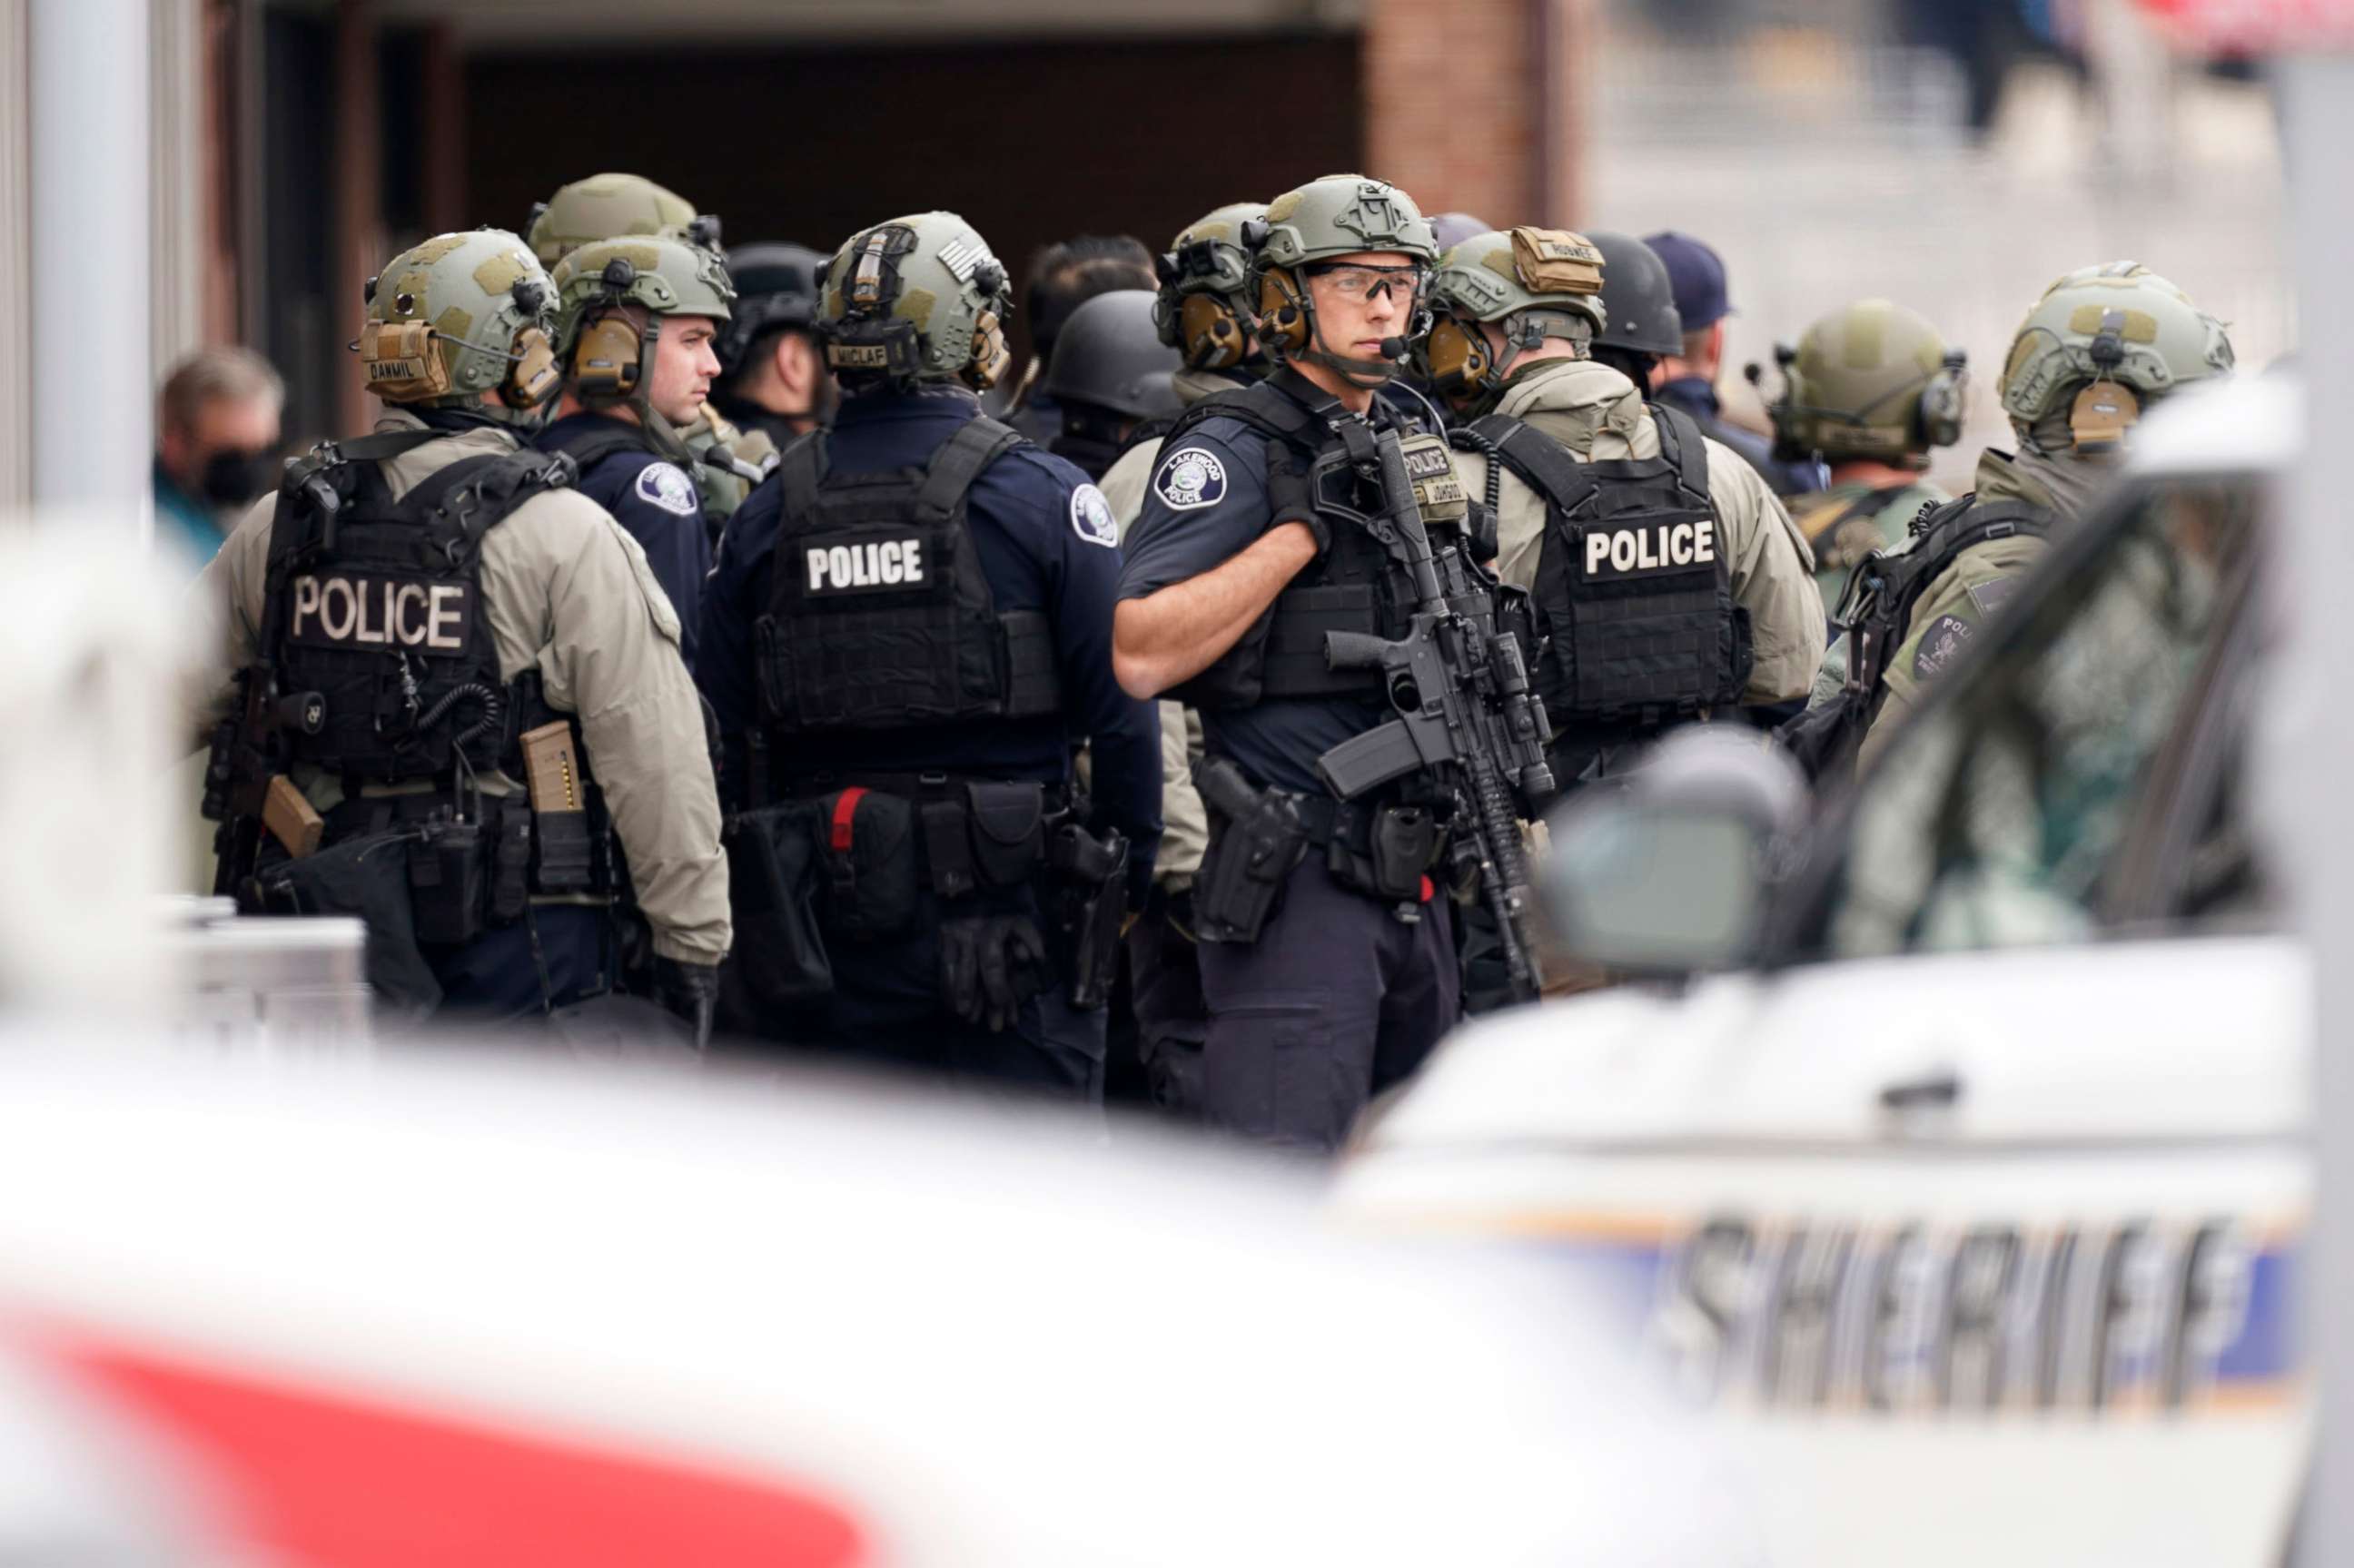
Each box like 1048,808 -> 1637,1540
1162,373 -> 1507,711
755,416 -> 1063,746
261,429 -> 574,785
1462,402 -> 1749,731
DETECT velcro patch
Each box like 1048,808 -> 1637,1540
1578,518 -> 1717,580
1071,483 -> 1119,548
286,571 -> 474,655
1964,575 -> 2020,618
1912,613 -> 1975,680
1154,446 -> 1227,511
635,461 -> 701,518
802,536 -> 930,596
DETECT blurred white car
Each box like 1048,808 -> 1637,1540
0,1042 -> 1759,1568
1337,375 -> 2307,1568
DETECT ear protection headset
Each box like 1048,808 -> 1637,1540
356,272 -> 562,409
570,258 -> 654,404
1153,240 -> 1251,370
1418,312 -> 1492,406
2068,309 -> 2141,453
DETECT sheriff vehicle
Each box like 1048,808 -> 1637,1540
1337,373 -> 2308,1568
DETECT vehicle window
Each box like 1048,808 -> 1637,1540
1819,477 -> 2258,959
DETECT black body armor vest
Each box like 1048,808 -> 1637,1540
1465,404 -> 1750,731
755,416 -> 1063,738
261,429 -> 575,784
1159,373 -> 1501,712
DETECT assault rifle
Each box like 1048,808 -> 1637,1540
1314,425 -> 1556,1001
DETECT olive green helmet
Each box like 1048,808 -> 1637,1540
356,228 -> 561,428
1774,299 -> 1967,464
1153,202 -> 1264,370
1998,261 -> 2234,449
549,237 -> 734,454
526,173 -> 712,266
817,212 -> 1014,393
1247,173 -> 1437,388
1419,226 -> 1607,409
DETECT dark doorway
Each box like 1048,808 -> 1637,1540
464,31 -> 1363,361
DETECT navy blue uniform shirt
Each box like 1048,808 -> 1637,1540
699,386 -> 1162,907
1115,387 -> 1403,796
1652,377 -> 1826,498
539,411 -> 715,668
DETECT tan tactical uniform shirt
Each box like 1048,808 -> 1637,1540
1098,368 -> 1241,886
1792,475 -> 1947,618
1857,449 -> 2065,768
189,411 -> 732,966
1449,358 -> 1824,705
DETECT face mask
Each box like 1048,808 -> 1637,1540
199,448 -> 279,508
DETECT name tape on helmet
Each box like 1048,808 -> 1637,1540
1580,518 -> 1717,580
1154,447 -> 1227,511
288,572 -> 473,655
804,537 -> 929,595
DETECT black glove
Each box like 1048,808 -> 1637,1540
1266,449 -> 1330,557
939,913 -> 1052,1033
652,955 -> 720,1051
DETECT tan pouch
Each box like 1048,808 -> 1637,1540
1511,228 -> 1606,297
359,321 -> 453,401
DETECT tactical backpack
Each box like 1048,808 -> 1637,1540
1776,493 -> 2053,784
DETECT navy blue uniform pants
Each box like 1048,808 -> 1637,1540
1124,888 -> 1209,1118
427,905 -> 615,1024
1195,856 -> 1459,1154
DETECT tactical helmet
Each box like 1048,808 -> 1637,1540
1419,227 -> 1607,409
1774,299 -> 1967,464
1585,231 -> 1682,358
1153,202 -> 1264,370
526,173 -> 714,267
1997,261 -> 2234,450
1429,211 -> 1494,251
1246,173 -> 1438,388
356,228 -> 561,428
716,242 -> 827,379
818,212 -> 1014,393
1043,290 -> 1182,420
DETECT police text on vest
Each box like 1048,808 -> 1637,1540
1584,519 -> 1716,578
806,538 -> 926,593
289,573 -> 470,652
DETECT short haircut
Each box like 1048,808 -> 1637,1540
1024,234 -> 1154,358
158,346 -> 284,435
1679,326 -> 1716,364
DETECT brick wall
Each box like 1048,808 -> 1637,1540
1363,0 -> 1539,228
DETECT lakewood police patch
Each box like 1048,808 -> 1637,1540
636,461 -> 700,518
1154,447 -> 1227,511
1071,483 -> 1118,548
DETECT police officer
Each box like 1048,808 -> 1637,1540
1643,230 -> 1825,498
189,229 -> 728,1033
526,172 -> 765,522
997,234 -> 1158,445
709,242 -> 835,473
1770,300 -> 1967,616
538,236 -> 737,666
1115,173 -> 1498,1153
1429,227 -> 1825,784
1824,261 -> 2234,772
1043,290 -> 1182,481
698,212 -> 1161,1100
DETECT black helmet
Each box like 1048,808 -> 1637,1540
1586,231 -> 1683,357
1043,290 -> 1182,420
716,242 -> 826,378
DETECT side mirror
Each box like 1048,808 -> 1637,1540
1540,727 -> 1809,976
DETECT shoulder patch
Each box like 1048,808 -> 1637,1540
1070,483 -> 1119,548
1912,613 -> 1976,681
1965,574 -> 2021,618
1154,446 -> 1228,511
635,461 -> 701,518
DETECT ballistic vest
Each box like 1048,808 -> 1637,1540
1159,373 -> 1492,711
1463,404 -> 1749,730
756,415 -> 1063,737
260,429 -> 574,784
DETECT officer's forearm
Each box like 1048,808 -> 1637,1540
1113,523 -> 1317,698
